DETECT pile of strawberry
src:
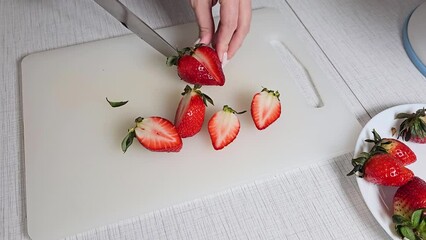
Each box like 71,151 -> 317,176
347,108 -> 426,240
114,44 -> 282,152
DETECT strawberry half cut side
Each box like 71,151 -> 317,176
396,108 -> 426,143
122,116 -> 183,153
251,87 -> 281,130
166,44 -> 225,86
392,177 -> 426,240
208,105 -> 246,150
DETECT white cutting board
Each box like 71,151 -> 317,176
22,8 -> 361,240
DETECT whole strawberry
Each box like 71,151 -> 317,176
122,116 -> 183,152
392,177 -> 426,240
208,105 -> 246,150
174,85 -> 213,138
167,44 -> 225,86
396,108 -> 426,143
251,87 -> 281,130
366,129 -> 416,165
347,152 -> 414,186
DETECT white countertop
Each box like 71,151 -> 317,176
1,0 -> 425,239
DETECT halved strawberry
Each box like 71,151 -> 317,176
167,44 -> 225,86
347,152 -> 414,186
175,85 -> 213,138
122,116 -> 182,152
396,108 -> 426,143
251,87 -> 281,130
392,177 -> 426,240
208,105 -> 246,150
366,129 -> 416,165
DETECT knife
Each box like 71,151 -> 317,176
94,0 -> 178,57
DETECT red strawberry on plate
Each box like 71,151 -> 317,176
347,152 -> 414,187
396,107 -> 426,143
174,85 -> 213,138
167,44 -> 225,86
392,177 -> 426,240
122,116 -> 183,152
366,129 -> 416,165
251,87 -> 281,130
208,105 -> 246,150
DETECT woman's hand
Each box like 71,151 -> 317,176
190,0 -> 252,62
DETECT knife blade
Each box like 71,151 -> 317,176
94,0 -> 178,57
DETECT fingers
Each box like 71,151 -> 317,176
213,0 -> 239,61
190,0 -> 251,61
190,0 -> 216,45
213,0 -> 251,61
227,0 -> 251,59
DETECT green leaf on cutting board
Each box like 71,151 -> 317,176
106,97 -> 128,108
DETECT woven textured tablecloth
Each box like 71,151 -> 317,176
1,0 -> 425,239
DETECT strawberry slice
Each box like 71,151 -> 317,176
208,105 -> 246,150
366,129 -> 416,165
392,177 -> 426,240
251,87 -> 281,130
167,44 -> 225,86
347,152 -> 414,186
122,116 -> 183,152
175,85 -> 213,138
396,108 -> 426,143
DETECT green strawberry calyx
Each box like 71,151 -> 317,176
396,108 -> 426,142
166,44 -> 206,66
121,117 -> 144,153
364,129 -> 393,153
393,209 -> 426,240
347,151 -> 371,177
182,84 -> 214,106
261,87 -> 281,101
223,105 -> 247,115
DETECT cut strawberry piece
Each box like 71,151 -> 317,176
167,44 -> 225,86
251,87 -> 281,130
366,129 -> 416,165
122,116 -> 182,152
208,105 -> 246,150
396,108 -> 426,143
174,85 -> 213,138
392,177 -> 426,240
347,152 -> 414,187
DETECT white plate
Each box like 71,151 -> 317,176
355,104 -> 426,239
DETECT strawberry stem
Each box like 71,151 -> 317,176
135,117 -> 144,123
223,105 -> 246,115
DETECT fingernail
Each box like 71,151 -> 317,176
221,52 -> 229,68
194,38 -> 200,45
